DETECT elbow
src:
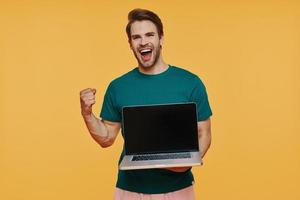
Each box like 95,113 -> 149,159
98,137 -> 115,148
99,141 -> 114,148
90,132 -> 114,148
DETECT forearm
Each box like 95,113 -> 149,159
82,113 -> 111,147
199,132 -> 211,158
197,118 -> 212,159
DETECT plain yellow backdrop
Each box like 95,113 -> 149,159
1,0 -> 299,199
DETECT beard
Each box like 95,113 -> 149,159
133,45 -> 161,69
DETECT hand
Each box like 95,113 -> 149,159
80,88 -> 96,116
165,167 -> 192,172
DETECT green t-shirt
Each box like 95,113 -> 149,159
100,65 -> 212,194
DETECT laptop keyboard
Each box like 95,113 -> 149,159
132,153 -> 191,161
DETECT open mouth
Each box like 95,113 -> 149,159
140,48 -> 152,62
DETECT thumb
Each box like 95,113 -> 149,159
91,88 -> 96,94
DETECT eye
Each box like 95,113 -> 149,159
131,35 -> 140,40
146,33 -> 155,37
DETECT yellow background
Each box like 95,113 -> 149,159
1,0 -> 299,199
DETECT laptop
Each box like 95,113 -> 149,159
119,102 -> 202,170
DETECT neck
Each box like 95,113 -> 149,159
138,56 -> 168,75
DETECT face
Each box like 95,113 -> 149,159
129,20 -> 163,69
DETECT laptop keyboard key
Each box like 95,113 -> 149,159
132,153 -> 191,161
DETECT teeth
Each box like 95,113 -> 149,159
140,49 -> 152,53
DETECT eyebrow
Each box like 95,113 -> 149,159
145,32 -> 155,35
131,32 -> 156,38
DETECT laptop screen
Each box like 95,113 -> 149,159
122,103 -> 199,155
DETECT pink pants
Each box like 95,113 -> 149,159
114,185 -> 195,200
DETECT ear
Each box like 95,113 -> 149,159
129,39 -> 133,50
159,35 -> 164,47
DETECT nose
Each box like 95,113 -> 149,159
140,36 -> 149,46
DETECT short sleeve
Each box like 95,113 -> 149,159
190,76 -> 212,121
99,83 -> 121,122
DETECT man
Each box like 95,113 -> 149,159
80,8 -> 212,200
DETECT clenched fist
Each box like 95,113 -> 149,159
80,88 -> 96,116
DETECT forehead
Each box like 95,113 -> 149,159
130,20 -> 158,35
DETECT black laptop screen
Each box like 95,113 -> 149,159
122,103 -> 199,155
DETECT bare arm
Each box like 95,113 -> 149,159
80,88 -> 121,148
82,113 -> 121,148
198,118 -> 212,159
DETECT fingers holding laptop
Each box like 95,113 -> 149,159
80,88 -> 97,116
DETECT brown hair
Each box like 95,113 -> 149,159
126,8 -> 164,41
